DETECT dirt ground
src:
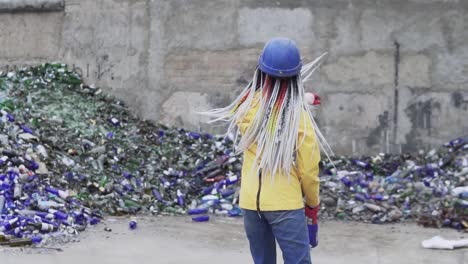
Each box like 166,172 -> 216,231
0,216 -> 466,264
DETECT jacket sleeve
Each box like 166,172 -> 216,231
297,116 -> 321,208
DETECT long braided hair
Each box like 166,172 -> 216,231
203,54 -> 333,180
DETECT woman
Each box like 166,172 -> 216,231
204,37 -> 332,264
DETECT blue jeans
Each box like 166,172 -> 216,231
243,209 -> 311,264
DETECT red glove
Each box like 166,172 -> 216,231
305,205 -> 319,224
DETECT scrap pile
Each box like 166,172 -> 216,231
0,64 -> 466,246
320,139 -> 467,230
0,64 -> 241,244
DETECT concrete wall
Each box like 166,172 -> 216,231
0,0 -> 467,155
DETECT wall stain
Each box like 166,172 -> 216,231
403,99 -> 441,152
392,41 -> 400,153
451,91 -> 468,110
236,77 -> 249,86
366,111 -> 390,147
209,91 -> 233,109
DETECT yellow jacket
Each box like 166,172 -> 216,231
238,97 -> 321,211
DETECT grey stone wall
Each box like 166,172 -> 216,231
0,0 -> 467,155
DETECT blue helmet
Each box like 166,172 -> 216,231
258,37 -> 302,78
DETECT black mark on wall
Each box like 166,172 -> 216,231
235,77 -> 249,86
392,41 -> 400,152
403,99 -> 441,152
367,111 -> 390,147
451,91 -> 468,110
394,41 -> 400,88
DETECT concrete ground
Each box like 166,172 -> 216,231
0,216 -> 466,264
